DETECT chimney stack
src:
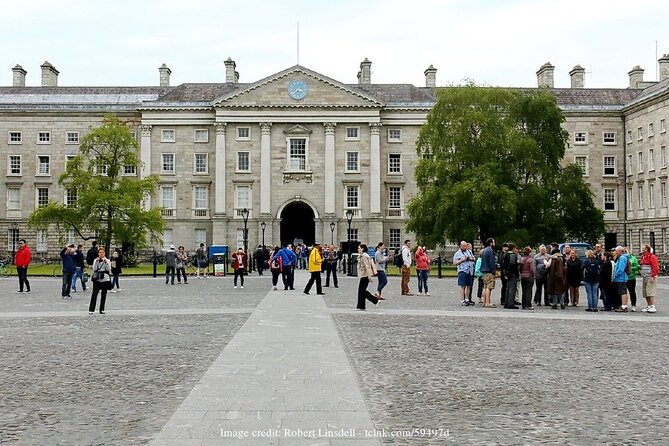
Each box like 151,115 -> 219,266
12,64 -> 27,87
628,65 -> 645,88
424,65 -> 437,88
41,61 -> 59,87
159,63 -> 171,87
536,62 -> 554,88
659,54 -> 669,82
225,58 -> 237,83
359,58 -> 372,84
569,65 -> 585,88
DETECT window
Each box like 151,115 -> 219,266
649,149 -> 655,171
345,127 -> 359,140
38,131 -> 50,144
346,151 -> 359,172
574,156 -> 587,175
637,127 -> 643,140
123,164 -> 137,175
347,228 -> 359,241
627,186 -> 633,211
8,155 -> 21,175
604,189 -> 616,211
662,145 -> 667,168
235,185 -> 251,212
66,131 -> 79,144
8,227 -> 20,255
603,132 -> 616,145
36,229 -> 48,252
661,119 -> 666,133
648,123 -> 654,137
649,183 -> 656,208
9,131 -> 21,144
194,153 -> 208,174
388,129 -> 402,142
237,152 -> 250,172
663,182 -> 668,208
65,229 -> 76,245
664,228 -> 668,253
161,153 -> 175,173
638,152 -> 643,173
65,155 -> 77,170
161,129 -> 176,142
627,130 -> 632,144
288,138 -> 307,171
236,229 -> 245,250
194,229 -> 207,247
236,127 -> 250,140
37,156 -> 50,175
574,132 -> 587,144
638,184 -> 644,209
193,186 -> 208,217
65,188 -> 77,207
388,154 -> 402,173
389,229 -> 401,249
37,187 -> 49,208
627,154 -> 633,175
388,187 -> 402,217
161,186 -> 175,217
162,229 -> 173,250
603,156 -> 616,176
7,188 -> 20,210
194,129 -> 209,143
346,185 -> 359,209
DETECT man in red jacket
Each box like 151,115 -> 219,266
15,239 -> 32,293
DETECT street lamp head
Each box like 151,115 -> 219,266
346,209 -> 353,223
261,221 -> 266,231
241,208 -> 249,222
330,222 -> 336,232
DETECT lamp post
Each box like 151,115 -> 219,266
241,208 -> 249,255
346,209 -> 354,276
330,221 -> 336,246
10,222 -> 19,264
260,221 -> 266,247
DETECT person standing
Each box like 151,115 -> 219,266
497,243 -> 509,305
374,242 -> 390,300
599,252 -> 615,311
639,244 -> 658,313
400,240 -> 413,296
625,247 -> 639,311
303,242 -> 324,295
165,245 -> 177,285
565,251 -> 582,306
176,246 -> 188,284
86,241 -> 98,268
232,247 -> 247,288
475,249 -> 484,304
324,244 -> 339,288
110,247 -> 123,293
269,246 -> 283,291
519,246 -> 535,310
613,246 -> 630,312
533,244 -> 550,306
480,238 -> 497,308
545,246 -> 567,309
15,239 -> 32,293
195,243 -> 208,278
89,248 -> 111,314
502,243 -> 520,309
71,244 -> 87,293
356,244 -> 382,310
582,250 -> 600,312
454,241 -> 475,305
415,246 -> 431,296
253,245 -> 265,276
60,244 -> 77,299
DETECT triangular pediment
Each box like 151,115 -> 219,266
283,124 -> 312,135
212,65 -> 384,108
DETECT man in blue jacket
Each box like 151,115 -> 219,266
278,244 -> 298,290
60,243 -> 77,299
613,246 -> 630,312
480,238 -> 497,308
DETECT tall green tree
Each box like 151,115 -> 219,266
407,84 -> 604,247
29,114 -> 164,254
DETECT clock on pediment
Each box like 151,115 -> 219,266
288,79 -> 308,100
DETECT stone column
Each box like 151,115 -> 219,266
369,123 -> 382,215
324,123 -> 336,216
260,122 -> 272,215
214,123 -> 227,214
140,125 -> 152,210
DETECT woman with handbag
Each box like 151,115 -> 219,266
89,248 -> 112,315
356,244 -> 383,311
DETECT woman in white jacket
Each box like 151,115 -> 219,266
89,248 -> 112,314
357,244 -> 383,311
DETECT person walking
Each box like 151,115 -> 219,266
519,246 -> 535,310
400,240 -> 413,296
324,244 -> 339,288
15,239 -> 32,293
89,247 -> 111,314
176,246 -> 188,284
415,246 -> 431,296
165,245 -> 177,285
625,247 -> 639,311
639,244 -> 658,313
582,250 -> 600,311
110,247 -> 123,293
195,243 -> 208,278
60,244 -> 77,299
356,244 -> 382,310
303,242 -> 324,295
232,247 -> 247,288
269,246 -> 283,291
374,242 -> 390,299
278,244 -> 298,290
71,244 -> 87,293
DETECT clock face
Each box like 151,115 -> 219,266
288,79 -> 308,100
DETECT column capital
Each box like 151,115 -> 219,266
215,122 -> 227,135
140,124 -> 152,137
324,122 -> 337,134
260,122 -> 272,134
369,122 -> 382,134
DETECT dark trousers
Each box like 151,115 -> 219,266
17,266 -> 30,292
282,265 -> 294,289
165,266 -> 175,284
271,270 -> 281,286
89,281 -> 108,313
505,276 -> 518,307
325,263 -> 338,287
304,271 -> 322,294
627,279 -> 637,306
233,268 -> 245,286
500,275 -> 507,305
521,277 -> 534,308
62,272 -> 74,297
357,277 -> 379,309
476,277 -> 484,299
534,276 -> 548,305
176,267 -> 187,283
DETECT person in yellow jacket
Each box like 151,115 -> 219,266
303,242 -> 324,295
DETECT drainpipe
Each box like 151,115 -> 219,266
623,118 -> 628,247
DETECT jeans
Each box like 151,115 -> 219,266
505,276 -> 518,307
534,275 -> 548,305
282,265 -> 293,289
71,266 -> 87,291
476,277 -> 484,299
521,277 -> 534,308
111,273 -> 120,290
376,270 -> 388,295
62,272 -> 74,297
165,266 -> 175,284
584,281 -> 599,309
417,270 -> 429,293
17,266 -> 30,292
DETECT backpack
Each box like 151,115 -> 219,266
585,259 -> 598,279
625,256 -> 631,275
393,248 -> 403,267
271,256 -> 281,270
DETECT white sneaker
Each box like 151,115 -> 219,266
116,288 -> 121,292
241,286 -> 244,289
233,285 -> 237,289
631,306 -> 637,312
642,305 -> 657,313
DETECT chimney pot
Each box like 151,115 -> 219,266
12,64 -> 27,87
159,63 -> 171,87
424,64 -> 437,88
40,61 -> 59,87
659,54 -> 669,82
569,64 -> 585,88
628,65 -> 645,89
359,58 -> 372,84
536,62 -> 554,88
224,57 -> 237,83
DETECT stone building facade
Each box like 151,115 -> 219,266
1,55 -> 668,257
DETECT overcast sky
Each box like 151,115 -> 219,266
1,0 -> 665,89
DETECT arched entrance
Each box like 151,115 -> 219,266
280,201 -> 315,246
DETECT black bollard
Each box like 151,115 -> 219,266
437,256 -> 442,279
152,249 -> 157,278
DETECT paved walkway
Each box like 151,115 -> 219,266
150,288 -> 380,446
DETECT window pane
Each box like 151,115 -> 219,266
289,138 -> 306,170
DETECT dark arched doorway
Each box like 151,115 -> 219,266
280,201 -> 315,246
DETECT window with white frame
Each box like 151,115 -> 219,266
574,156 -> 587,175
65,229 -> 76,245
604,188 -> 616,211
123,164 -> 137,175
648,123 -> 654,137
65,155 -> 76,170
194,228 -> 207,247
662,145 -> 667,168
388,129 -> 402,142
388,187 -> 402,211
236,127 -> 250,140
345,127 -> 359,140
627,154 -> 633,175
603,156 -> 616,176
574,132 -> 587,144
162,229 -> 173,250
237,152 -> 250,172
37,156 -> 50,175
236,229 -> 245,250
7,228 -> 19,255
193,186 -> 208,216
66,131 -> 79,144
603,132 -> 616,145
649,183 -> 656,208
7,188 -> 20,210
638,152 -> 644,173
637,127 -> 643,140
37,131 -> 50,144
388,153 -> 402,173
36,229 -> 48,252
194,153 -> 208,174
8,155 -> 21,175
37,187 -> 49,208
288,138 -> 307,171
346,151 -> 359,172
389,228 -> 401,249
161,186 -> 175,217
9,131 -> 21,144
627,130 -> 632,144
235,185 -> 251,211
638,184 -> 644,209
346,185 -> 359,209
649,149 -> 655,171
161,153 -> 175,173
96,160 -> 108,176
161,129 -> 176,142
627,186 -> 633,211
65,188 -> 77,207
662,182 -> 667,208
661,119 -> 666,133
194,129 -> 209,143
347,228 -> 359,241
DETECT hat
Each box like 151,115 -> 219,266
314,241 -> 320,246
169,244 -> 175,250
